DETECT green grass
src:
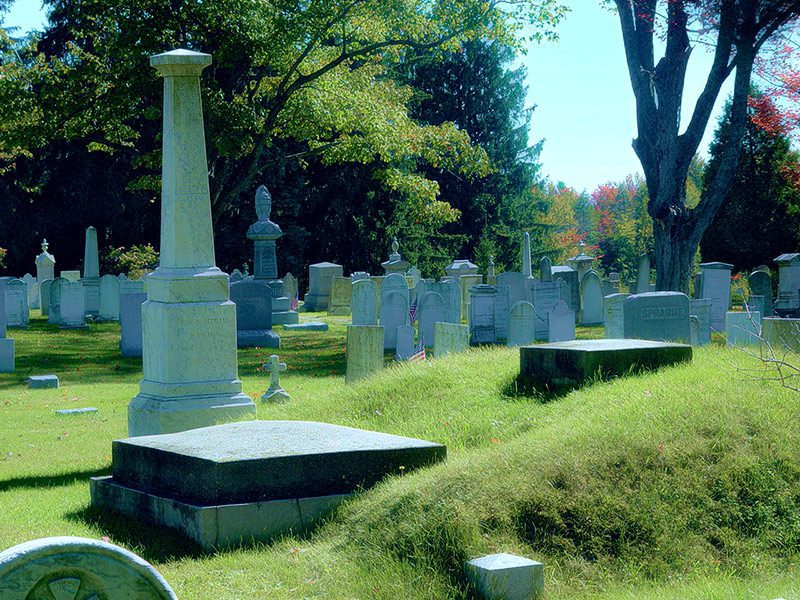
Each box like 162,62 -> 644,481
2,313 -> 799,599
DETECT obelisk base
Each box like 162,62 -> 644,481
128,392 -> 255,437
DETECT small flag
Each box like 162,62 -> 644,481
409,339 -> 426,362
409,297 -> 418,322
290,294 -> 299,311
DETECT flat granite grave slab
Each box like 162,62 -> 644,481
519,339 -> 692,392
55,407 -> 98,415
28,375 -> 59,389
283,322 -> 329,331
91,420 -> 446,550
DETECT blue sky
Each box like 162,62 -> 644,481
4,0 -> 732,193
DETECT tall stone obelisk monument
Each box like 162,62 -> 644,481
127,49 -> 255,436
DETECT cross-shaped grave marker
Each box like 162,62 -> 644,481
261,354 -> 290,403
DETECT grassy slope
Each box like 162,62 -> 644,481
1,314 -> 799,598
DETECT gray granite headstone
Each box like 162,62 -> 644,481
327,276 -> 352,316
579,269 -> 604,325
552,266 -> 579,317
0,287 -> 12,373
380,274 -> 410,351
531,279 -> 568,341
540,256 -> 552,282
48,277 -> 66,325
636,254 -> 650,294
419,291 -> 446,346
59,280 -> 87,329
434,322 -> 469,358
304,262 -> 343,311
22,273 -> 38,310
395,325 -> 415,360
120,284 -> 146,358
699,262 -> 733,331
604,293 -> 629,338
623,292 -> 690,343
4,279 -> 29,328
351,278 -> 377,326
748,270 -> 773,317
465,553 -> 543,600
99,274 -> 121,321
689,315 -> 700,346
346,325 -> 384,383
774,253 -> 800,315
283,272 -> 298,303
548,299 -> 575,342
494,284 -> 511,342
726,311 -> 761,347
469,285 -> 498,344
29,375 -> 59,389
689,298 -> 712,346
230,280 -> 280,348
497,271 -> 526,306
39,279 -> 53,317
507,301 -> 535,347
762,317 -> 800,352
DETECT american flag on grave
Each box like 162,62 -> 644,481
409,296 -> 418,322
290,293 -> 299,311
408,339 -> 426,362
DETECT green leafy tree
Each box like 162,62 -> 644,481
700,93 -> 800,270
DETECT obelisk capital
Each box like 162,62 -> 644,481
150,49 -> 212,77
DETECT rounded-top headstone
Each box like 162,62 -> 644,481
0,536 -> 177,599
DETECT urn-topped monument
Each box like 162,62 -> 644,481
127,49 -> 255,436
246,185 -> 299,325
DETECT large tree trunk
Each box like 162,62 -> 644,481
652,212 -> 697,292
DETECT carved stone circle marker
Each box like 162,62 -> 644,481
0,536 -> 177,599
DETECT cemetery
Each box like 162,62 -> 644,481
2,2 -> 800,599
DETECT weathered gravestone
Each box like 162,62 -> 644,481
395,325 -> 416,360
229,269 -> 244,283
120,281 -> 146,358
99,274 -> 121,321
380,274 -> 410,351
689,298 -> 712,346
91,420 -> 445,550
519,339 -> 692,392
726,311 -> 761,347
127,49 -> 255,436
0,536 -> 177,599
22,273 -> 38,311
59,280 -> 87,329
3,279 -> 28,328
531,279 -> 568,341
604,293 -> 629,338
636,254 -> 650,294
60,270 -> 81,282
304,262 -> 343,311
494,284 -> 511,342
623,292 -> 690,343
690,315 -> 700,346
699,262 -> 733,331
552,266 -> 579,317
327,276 -> 352,316
39,279 -> 53,317
497,271 -> 527,307
48,277 -> 66,325
0,287 -> 13,373
548,299 -> 576,342
579,270 -> 604,325
745,295 -> 765,326
507,301 -> 535,347
469,285 -> 498,344
230,280 -> 280,348
346,325 -> 384,383
774,253 -> 800,316
351,278 -> 378,326
540,256 -> 552,281
35,239 -> 55,308
748,269 -> 773,317
82,225 -> 101,317
419,291 -> 446,347
434,322 -> 470,358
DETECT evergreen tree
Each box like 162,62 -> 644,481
700,94 -> 800,271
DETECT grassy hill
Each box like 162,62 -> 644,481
1,315 -> 798,598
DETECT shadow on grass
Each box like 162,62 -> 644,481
238,330 -> 347,379
501,375 -> 575,403
3,318 -> 142,389
0,467 -> 111,492
67,505 -> 207,562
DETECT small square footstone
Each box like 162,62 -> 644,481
91,420 -> 446,550
283,321 -> 329,331
465,553 -> 544,600
28,375 -> 59,389
519,339 -> 692,392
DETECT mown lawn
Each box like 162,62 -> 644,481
1,313 -> 798,599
